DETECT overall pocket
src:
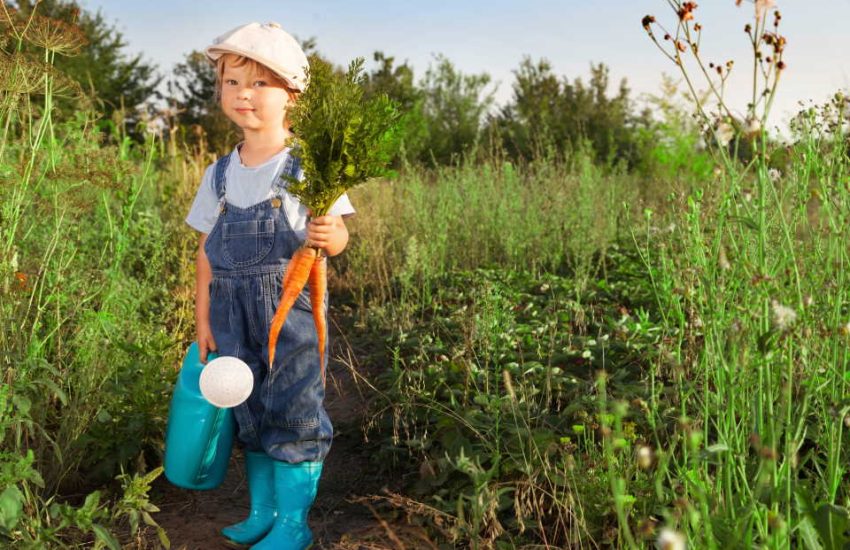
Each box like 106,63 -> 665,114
222,219 -> 275,266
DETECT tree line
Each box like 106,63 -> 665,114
4,0 -> 673,172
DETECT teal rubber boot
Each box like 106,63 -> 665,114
221,451 -> 276,545
250,460 -> 323,550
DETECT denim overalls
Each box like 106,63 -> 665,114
204,150 -> 332,464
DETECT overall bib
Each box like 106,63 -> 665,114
204,151 -> 332,464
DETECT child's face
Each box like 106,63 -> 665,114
220,60 -> 290,133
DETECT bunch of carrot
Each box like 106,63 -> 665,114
267,56 -> 401,384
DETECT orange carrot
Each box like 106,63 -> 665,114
309,254 -> 328,387
268,246 -> 318,368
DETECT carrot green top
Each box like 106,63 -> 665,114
282,56 -> 402,217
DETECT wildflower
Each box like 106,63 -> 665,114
677,2 -> 698,22
657,527 -> 686,550
839,321 -> 850,337
770,300 -> 797,332
768,168 -> 782,182
637,446 -> 654,469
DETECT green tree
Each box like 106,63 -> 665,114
417,54 -> 494,166
166,50 -> 237,155
492,57 -> 650,167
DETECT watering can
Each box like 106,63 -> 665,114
164,342 -> 238,490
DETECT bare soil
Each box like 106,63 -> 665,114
148,313 -> 430,549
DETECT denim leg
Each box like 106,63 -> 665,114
254,273 -> 333,463
208,276 -> 263,451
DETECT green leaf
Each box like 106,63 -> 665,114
0,486 -> 24,530
91,524 -> 121,550
812,504 -> 850,550
157,527 -> 171,549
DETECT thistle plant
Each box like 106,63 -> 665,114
642,0 -> 786,156
625,2 -> 850,548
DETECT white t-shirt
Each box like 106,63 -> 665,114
185,144 -> 355,237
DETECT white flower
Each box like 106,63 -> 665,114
637,446 -> 654,469
770,300 -> 797,332
768,168 -> 782,183
657,528 -> 686,550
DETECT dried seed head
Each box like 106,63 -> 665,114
23,13 -> 88,55
714,121 -> 735,147
642,15 -> 656,30
718,247 -> 731,271
744,117 -> 762,136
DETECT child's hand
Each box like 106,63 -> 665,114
306,214 -> 349,256
196,322 -> 218,365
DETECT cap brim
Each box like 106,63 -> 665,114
204,45 -> 305,92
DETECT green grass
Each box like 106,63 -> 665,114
2,8 -> 849,548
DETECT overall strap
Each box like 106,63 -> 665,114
212,153 -> 232,205
273,147 -> 302,195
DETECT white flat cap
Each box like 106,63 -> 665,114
204,22 -> 309,92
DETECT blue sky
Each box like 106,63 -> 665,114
80,0 -> 850,129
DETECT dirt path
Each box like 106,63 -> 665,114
149,315 -> 420,549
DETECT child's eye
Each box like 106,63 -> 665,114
225,79 -> 237,85
254,80 -> 267,87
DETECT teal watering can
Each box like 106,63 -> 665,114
164,342 -> 235,490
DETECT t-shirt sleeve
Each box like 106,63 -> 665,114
328,192 -> 356,217
185,164 -> 219,233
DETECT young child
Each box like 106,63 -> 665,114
184,21 -> 354,550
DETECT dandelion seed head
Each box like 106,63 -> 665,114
770,300 -> 797,332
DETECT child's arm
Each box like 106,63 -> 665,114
195,233 -> 218,363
